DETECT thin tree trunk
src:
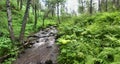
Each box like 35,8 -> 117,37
57,2 -> 60,24
113,0 -> 115,5
32,6 -> 34,15
51,5 -> 55,17
33,4 -> 37,29
20,0 -> 23,10
6,0 -> 15,41
42,10 -> 49,27
82,0 -> 84,12
101,0 -> 104,12
42,7 -> 53,26
19,0 -> 31,43
17,0 -> 20,7
105,0 -> 107,12
90,0 -> 92,14
116,0 -> 119,10
98,0 -> 101,12
112,0 -> 115,10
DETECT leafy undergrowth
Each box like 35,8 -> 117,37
0,37 -> 18,64
57,12 -> 120,64
0,0 -> 56,64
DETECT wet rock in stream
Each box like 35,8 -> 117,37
13,26 -> 59,64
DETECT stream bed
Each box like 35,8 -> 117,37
13,26 -> 59,64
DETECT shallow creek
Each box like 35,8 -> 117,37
13,26 -> 59,64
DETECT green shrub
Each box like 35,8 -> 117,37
57,12 -> 120,64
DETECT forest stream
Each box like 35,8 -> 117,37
13,26 -> 59,64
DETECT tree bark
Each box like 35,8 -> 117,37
20,0 -> 23,10
113,0 -> 115,5
90,0 -> 92,14
51,5 -> 55,17
98,0 -> 101,12
116,0 -> 119,10
81,0 -> 84,12
57,2 -> 60,24
33,4 -> 37,29
42,6 -> 55,26
17,0 -> 20,7
105,0 -> 108,12
19,0 -> 31,43
6,0 -> 15,41
112,0 -> 115,10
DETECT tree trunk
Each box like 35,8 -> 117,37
17,0 -> 20,7
116,0 -> 119,10
42,6 -> 54,26
57,2 -> 60,24
113,0 -> 115,5
19,0 -> 31,43
51,5 -> 55,17
98,0 -> 101,12
81,0 -> 84,12
20,0 -> 23,10
112,0 -> 115,9
33,4 -> 37,29
90,0 -> 92,14
6,0 -> 15,41
105,0 -> 107,12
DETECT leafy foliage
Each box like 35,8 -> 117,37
0,37 -> 18,64
0,0 -> 57,63
1,0 -> 120,64
57,12 -> 120,64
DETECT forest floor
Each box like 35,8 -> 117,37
13,26 -> 59,64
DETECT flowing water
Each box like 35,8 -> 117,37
13,26 -> 59,64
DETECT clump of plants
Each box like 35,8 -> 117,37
0,37 -> 18,64
57,12 -> 120,64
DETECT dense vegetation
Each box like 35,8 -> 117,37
57,12 -> 120,64
0,0 -> 56,63
0,0 -> 120,64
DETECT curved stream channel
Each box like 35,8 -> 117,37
13,26 -> 59,64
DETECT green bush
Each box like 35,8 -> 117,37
57,12 -> 120,64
